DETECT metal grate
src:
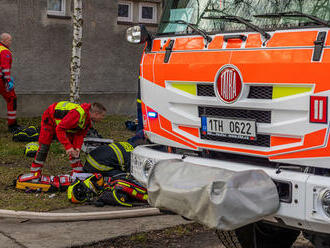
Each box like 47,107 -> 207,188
200,132 -> 270,147
197,84 -> 273,99
197,84 -> 216,97
248,86 -> 273,99
198,106 -> 271,123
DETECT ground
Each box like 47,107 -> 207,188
80,223 -> 313,248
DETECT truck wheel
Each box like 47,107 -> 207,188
303,231 -> 330,248
216,222 -> 300,248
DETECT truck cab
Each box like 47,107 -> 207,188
127,1 -> 330,247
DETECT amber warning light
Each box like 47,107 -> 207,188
310,96 -> 328,123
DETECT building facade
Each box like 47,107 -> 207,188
0,0 -> 162,116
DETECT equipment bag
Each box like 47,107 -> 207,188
13,126 -> 39,142
94,175 -> 148,207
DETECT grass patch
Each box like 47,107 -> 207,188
0,115 -> 135,211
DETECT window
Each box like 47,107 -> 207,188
47,0 -> 66,16
118,1 -> 133,22
138,2 -> 157,24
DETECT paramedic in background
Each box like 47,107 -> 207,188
18,101 -> 106,185
0,33 -> 21,133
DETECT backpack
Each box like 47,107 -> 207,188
95,175 -> 148,207
13,126 -> 39,142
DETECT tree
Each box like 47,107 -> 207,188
70,0 -> 83,103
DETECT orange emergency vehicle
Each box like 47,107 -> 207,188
126,0 -> 330,247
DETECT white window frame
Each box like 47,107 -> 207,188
118,1 -> 133,23
138,2 -> 157,24
47,0 -> 66,16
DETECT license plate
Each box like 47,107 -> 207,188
201,116 -> 256,140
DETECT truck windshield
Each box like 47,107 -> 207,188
158,0 -> 330,35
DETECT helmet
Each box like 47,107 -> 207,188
68,180 -> 93,203
24,142 -> 39,157
67,174 -> 104,203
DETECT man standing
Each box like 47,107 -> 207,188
0,33 -> 20,133
18,101 -> 106,187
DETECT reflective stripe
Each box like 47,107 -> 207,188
70,158 -> 81,164
2,69 -> 10,72
34,160 -> 45,165
30,167 -> 42,172
86,154 -> 112,171
4,76 -> 10,79
72,167 -> 83,172
109,143 -> 124,170
137,99 -> 142,103
112,190 -> 132,207
7,111 -> 16,114
143,194 -> 148,200
7,116 -> 16,119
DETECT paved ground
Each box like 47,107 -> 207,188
0,206 -> 190,248
0,206 -> 314,248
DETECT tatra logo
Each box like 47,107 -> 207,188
215,65 -> 243,103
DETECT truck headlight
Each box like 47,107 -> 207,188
321,190 -> 330,217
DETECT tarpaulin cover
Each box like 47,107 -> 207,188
147,159 -> 279,230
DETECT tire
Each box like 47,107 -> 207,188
216,222 -> 300,248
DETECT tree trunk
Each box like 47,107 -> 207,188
70,0 -> 83,103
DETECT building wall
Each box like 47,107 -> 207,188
0,0 -> 157,117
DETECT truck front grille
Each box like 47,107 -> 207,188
198,106 -> 271,123
197,84 -> 216,97
248,86 -> 273,99
197,84 -> 273,100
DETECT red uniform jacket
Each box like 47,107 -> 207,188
46,103 -> 92,150
0,42 -> 12,84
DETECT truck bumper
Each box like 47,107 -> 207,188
131,144 -> 330,234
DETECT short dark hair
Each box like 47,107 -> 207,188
91,102 -> 106,113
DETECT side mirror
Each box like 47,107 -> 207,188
126,25 -> 152,51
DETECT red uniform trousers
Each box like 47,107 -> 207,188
30,106 -> 84,176
0,79 -> 17,126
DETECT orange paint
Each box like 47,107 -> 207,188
173,37 -> 205,51
267,31 -> 318,47
178,126 -> 200,138
271,136 -> 302,147
142,54 -> 155,83
245,34 -> 262,48
208,36 -> 224,50
225,38 -> 243,49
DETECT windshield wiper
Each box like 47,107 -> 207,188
164,20 -> 213,46
203,15 -> 271,40
254,11 -> 330,27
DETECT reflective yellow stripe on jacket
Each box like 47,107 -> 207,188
86,154 -> 113,171
109,143 -> 125,171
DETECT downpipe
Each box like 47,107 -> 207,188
0,208 -> 162,222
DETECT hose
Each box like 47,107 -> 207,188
0,207 -> 162,222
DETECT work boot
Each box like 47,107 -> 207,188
8,123 -> 23,134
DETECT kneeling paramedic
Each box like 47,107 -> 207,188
18,101 -> 106,189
